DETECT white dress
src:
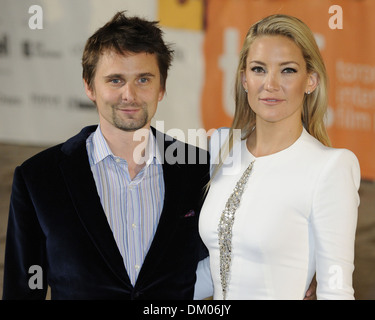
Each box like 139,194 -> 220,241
199,127 -> 360,300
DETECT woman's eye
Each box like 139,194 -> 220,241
282,67 -> 297,74
251,66 -> 265,73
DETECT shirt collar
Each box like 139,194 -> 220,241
91,125 -> 162,166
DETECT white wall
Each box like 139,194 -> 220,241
0,0 -> 204,145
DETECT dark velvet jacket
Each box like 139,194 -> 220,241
3,125 -> 210,300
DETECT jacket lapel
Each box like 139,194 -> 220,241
59,126 -> 132,288
58,126 -> 191,289
135,130 -> 186,285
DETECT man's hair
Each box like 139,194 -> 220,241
82,11 -> 174,91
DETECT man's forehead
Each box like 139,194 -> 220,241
96,50 -> 159,74
99,49 -> 156,61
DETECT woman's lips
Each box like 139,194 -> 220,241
259,98 -> 286,105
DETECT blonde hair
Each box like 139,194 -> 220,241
211,14 -> 331,183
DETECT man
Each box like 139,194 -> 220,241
3,11 -> 211,300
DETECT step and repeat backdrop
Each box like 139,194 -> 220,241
0,0 -> 374,180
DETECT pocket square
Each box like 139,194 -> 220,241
184,210 -> 195,218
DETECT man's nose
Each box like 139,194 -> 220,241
121,82 -> 136,102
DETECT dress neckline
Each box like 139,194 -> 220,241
242,127 -> 306,161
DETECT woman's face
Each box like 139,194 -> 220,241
242,35 -> 318,127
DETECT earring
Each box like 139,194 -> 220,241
245,89 -> 248,93
306,91 -> 311,95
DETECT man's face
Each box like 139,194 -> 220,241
85,51 -> 165,132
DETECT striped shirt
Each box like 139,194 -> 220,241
86,126 -> 165,285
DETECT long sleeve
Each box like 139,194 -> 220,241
3,166 -> 47,300
200,128 -> 362,300
194,257 -> 214,300
311,149 -> 360,299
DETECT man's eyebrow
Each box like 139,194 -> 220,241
104,73 -> 124,79
104,72 -> 156,79
138,72 -> 156,78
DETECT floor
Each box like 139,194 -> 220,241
0,142 -> 374,299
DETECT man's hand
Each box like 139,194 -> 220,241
304,275 -> 317,300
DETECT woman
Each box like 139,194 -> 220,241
199,14 -> 360,300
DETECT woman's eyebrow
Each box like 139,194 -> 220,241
279,61 -> 300,66
248,60 -> 300,66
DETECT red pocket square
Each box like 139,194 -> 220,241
184,210 -> 195,217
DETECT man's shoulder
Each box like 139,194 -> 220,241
20,125 -> 97,169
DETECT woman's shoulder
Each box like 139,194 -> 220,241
300,129 -> 360,175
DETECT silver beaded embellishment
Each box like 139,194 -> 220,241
218,160 -> 255,300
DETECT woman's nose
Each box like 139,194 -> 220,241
264,72 -> 280,92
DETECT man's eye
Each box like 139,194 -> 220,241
251,66 -> 265,73
138,77 -> 149,84
110,79 -> 122,84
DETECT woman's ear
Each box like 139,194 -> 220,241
241,70 -> 248,92
306,72 -> 319,94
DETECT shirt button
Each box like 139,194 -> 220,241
135,265 -> 140,270
132,223 -> 137,229
115,158 -> 121,163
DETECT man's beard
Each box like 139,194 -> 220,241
111,103 -> 149,132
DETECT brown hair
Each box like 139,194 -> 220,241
82,11 -> 174,91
